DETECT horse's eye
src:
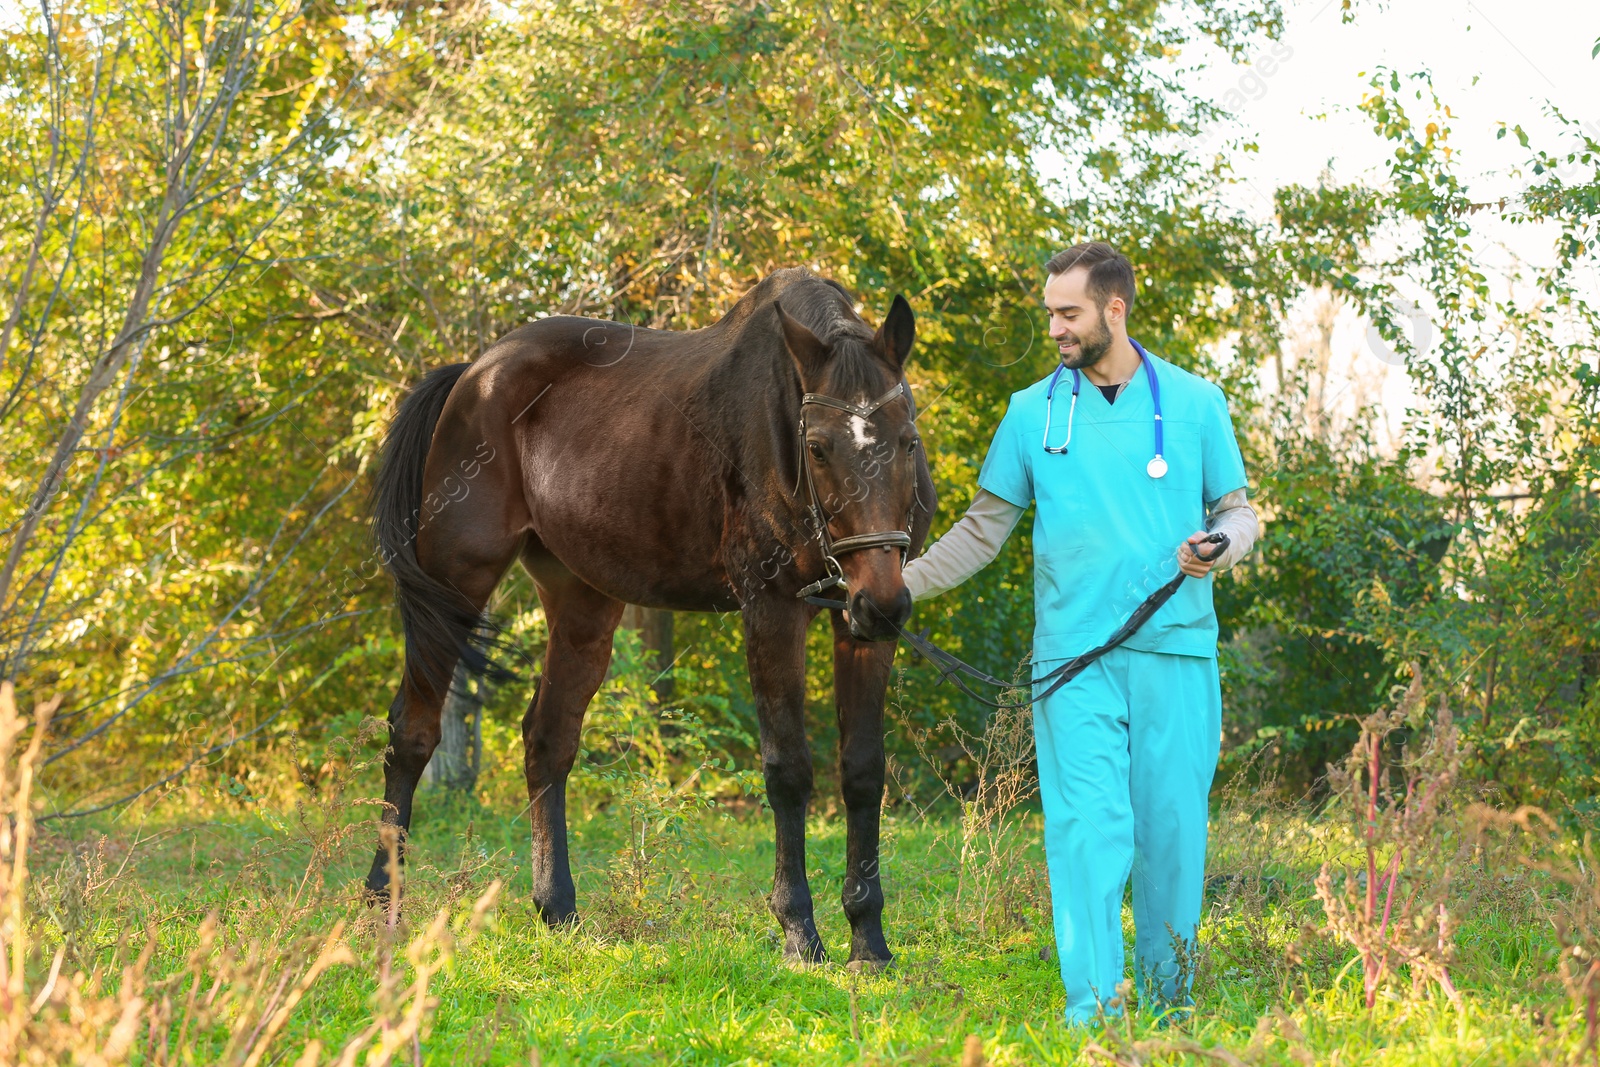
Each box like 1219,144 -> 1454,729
807,442 -> 826,461
907,438 -> 920,454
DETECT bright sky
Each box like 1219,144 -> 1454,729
1194,0 -> 1596,214
1174,0 -> 1598,445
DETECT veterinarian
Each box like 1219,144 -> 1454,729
901,242 -> 1259,1023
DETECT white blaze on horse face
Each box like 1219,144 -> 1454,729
849,413 -> 876,449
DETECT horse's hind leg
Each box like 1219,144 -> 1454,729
520,551 -> 626,925
363,514 -> 522,901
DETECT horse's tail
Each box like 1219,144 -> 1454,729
372,363 -> 509,694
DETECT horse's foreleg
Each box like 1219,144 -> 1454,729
745,607 -> 825,963
830,610 -> 895,969
521,561 -> 625,926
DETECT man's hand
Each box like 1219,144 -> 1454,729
1177,531 -> 1220,578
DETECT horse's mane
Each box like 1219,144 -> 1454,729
748,270 -> 888,398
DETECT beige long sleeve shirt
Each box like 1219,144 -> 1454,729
903,488 -> 1260,602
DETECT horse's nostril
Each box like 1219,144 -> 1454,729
847,588 -> 911,640
849,592 -> 869,621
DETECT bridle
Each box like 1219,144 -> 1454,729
791,381 -> 917,605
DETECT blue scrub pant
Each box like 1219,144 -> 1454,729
1031,646 -> 1223,1024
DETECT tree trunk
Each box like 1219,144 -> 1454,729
424,661 -> 486,791
621,605 -> 675,703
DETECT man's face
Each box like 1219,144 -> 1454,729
1043,267 -> 1117,370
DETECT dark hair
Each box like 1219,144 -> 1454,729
1044,242 -> 1136,315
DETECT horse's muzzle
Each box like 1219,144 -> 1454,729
847,586 -> 912,642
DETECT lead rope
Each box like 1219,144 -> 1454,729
813,532 -> 1231,709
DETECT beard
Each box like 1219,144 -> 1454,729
1057,308 -> 1113,370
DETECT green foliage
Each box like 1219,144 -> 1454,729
1208,69 -> 1600,801
1221,427 -> 1451,785
1335,72 -> 1600,805
1,2 -> 1594,820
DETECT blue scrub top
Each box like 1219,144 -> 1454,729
977,348 -> 1249,660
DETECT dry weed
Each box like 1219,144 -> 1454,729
0,681 -> 501,1065
1313,664 -> 1468,1010
904,675 -> 1041,935
1473,803 -> 1600,1059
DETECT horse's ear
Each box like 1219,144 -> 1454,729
877,294 -> 915,368
776,301 -> 828,380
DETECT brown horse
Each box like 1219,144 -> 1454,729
366,268 -> 934,967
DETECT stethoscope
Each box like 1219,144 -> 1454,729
1041,337 -> 1168,479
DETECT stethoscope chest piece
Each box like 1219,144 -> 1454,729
1043,339 -> 1169,477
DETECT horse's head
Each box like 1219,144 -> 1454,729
777,293 -> 922,642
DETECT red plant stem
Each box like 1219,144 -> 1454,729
1368,848 -> 1404,1008
1367,732 -> 1380,923
1378,849 -> 1402,941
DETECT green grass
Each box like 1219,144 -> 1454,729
29,781 -> 1586,1066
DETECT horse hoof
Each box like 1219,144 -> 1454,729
537,907 -> 579,930
846,956 -> 893,974
534,888 -> 579,928
782,936 -> 827,967
361,877 -> 393,909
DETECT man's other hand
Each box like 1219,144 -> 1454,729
1177,531 -> 1219,578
